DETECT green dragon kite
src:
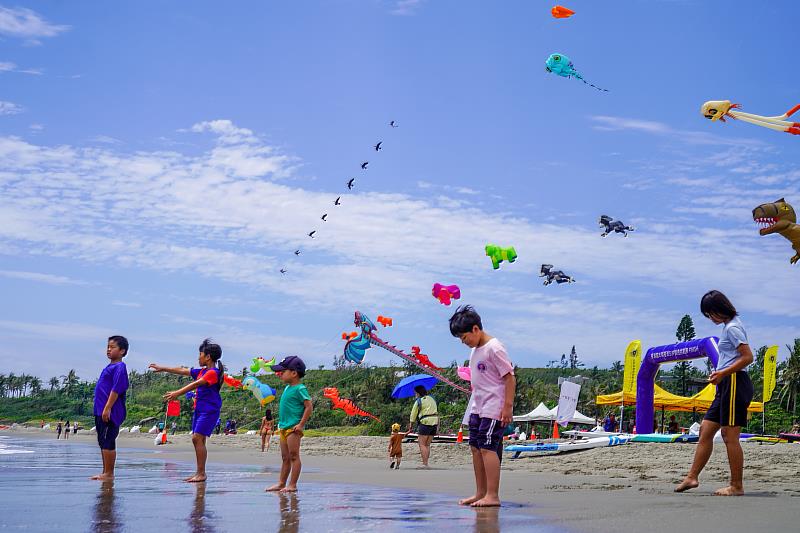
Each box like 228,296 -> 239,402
753,198 -> 800,264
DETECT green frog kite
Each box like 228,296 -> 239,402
753,198 -> 800,264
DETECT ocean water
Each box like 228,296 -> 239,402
0,435 -> 557,532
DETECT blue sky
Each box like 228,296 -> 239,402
1,1 -> 798,381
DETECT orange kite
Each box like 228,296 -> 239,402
551,5 -> 575,18
323,387 -> 380,420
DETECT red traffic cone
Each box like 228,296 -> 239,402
457,428 -> 463,443
552,421 -> 560,439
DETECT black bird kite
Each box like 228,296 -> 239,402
374,141 -> 382,151
308,231 -> 316,238
347,179 -> 355,190
361,161 -> 369,170
280,268 -> 287,274
335,196 -> 341,205
389,120 -> 397,128
321,214 -> 328,222
294,250 -> 301,255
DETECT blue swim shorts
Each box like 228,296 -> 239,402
191,411 -> 220,437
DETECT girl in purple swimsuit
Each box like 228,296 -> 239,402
149,339 -> 224,483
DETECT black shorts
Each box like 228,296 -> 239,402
417,423 -> 437,436
705,371 -> 753,427
95,416 -> 121,451
468,414 -> 505,460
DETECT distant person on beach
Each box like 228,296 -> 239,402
150,338 -> 225,483
408,385 -> 438,467
171,421 -> 177,435
64,421 -> 70,439
450,305 -> 516,507
388,423 -> 406,469
56,421 -> 62,439
91,335 -> 130,481
266,356 -> 312,493
260,409 -> 275,452
668,415 -> 680,434
215,418 -> 221,435
676,291 -> 754,496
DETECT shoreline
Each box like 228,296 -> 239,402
6,427 -> 800,532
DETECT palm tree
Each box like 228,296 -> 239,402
778,338 -> 800,417
610,361 -> 623,373
48,377 -> 60,393
61,369 -> 79,397
0,374 -> 6,398
30,377 -> 42,396
7,372 -> 16,397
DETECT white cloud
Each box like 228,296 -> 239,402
112,300 -> 142,308
590,115 -> 764,147
0,6 -> 69,43
391,0 -> 424,16
0,269 -> 88,285
0,120 -> 798,369
0,100 -> 23,115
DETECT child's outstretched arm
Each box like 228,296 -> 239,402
293,400 -> 313,433
163,377 -> 208,402
149,363 -> 192,376
501,373 -> 516,426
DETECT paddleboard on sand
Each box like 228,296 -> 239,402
631,433 -> 698,443
507,435 -> 631,458
778,433 -> 800,443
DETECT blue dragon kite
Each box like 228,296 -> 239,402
545,53 -> 608,92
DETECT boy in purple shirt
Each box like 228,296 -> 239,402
91,335 -> 129,481
450,306 -> 515,507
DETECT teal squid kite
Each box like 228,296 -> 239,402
545,53 -> 608,92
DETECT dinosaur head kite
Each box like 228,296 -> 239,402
753,198 -> 800,264
701,100 -> 800,135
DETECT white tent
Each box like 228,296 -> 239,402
548,406 -> 595,425
513,402 -> 554,422
513,402 -> 595,425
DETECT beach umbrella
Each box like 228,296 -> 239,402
392,374 -> 439,399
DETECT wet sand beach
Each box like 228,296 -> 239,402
6,427 -> 800,532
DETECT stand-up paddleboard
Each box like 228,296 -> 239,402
779,433 -> 800,443
403,433 -> 460,443
563,428 -> 622,438
631,433 -> 698,443
746,435 -> 787,444
507,435 -> 631,458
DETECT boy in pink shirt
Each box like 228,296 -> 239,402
450,305 -> 515,507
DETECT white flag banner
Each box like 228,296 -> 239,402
556,380 -> 581,427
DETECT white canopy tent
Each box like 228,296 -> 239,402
512,402 -> 553,422
513,402 -> 595,425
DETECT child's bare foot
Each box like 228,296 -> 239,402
265,483 -> 285,492
90,473 -> 113,481
184,474 -> 207,483
458,494 -> 483,505
674,477 -> 699,493
471,497 -> 501,507
279,485 -> 297,493
713,486 -> 744,496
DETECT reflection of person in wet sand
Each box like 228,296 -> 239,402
91,480 -> 117,533
189,483 -> 214,533
472,506 -> 500,533
277,492 -> 299,533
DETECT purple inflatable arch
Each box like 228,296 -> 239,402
635,337 -> 719,433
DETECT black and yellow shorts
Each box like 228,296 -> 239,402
704,371 -> 753,427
